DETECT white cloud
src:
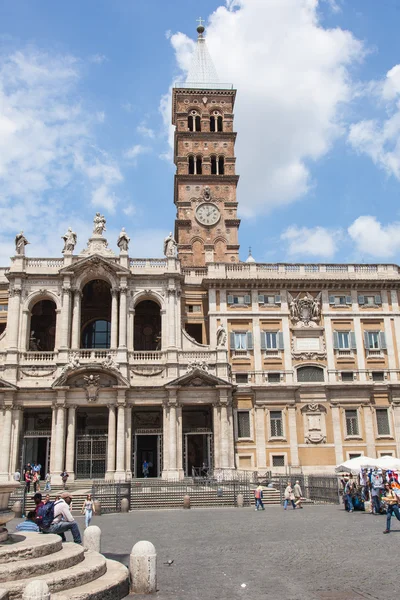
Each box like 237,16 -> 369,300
348,64 -> 400,180
123,204 -> 136,216
348,216 -> 400,258
162,0 -> 363,217
137,122 -> 155,139
88,54 -> 107,65
124,144 -> 150,163
0,47 -> 125,262
281,225 -> 340,258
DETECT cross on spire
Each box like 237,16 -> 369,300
196,17 -> 204,27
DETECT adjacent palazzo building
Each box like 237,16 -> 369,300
1,24 -> 400,482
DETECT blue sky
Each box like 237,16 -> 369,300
1,0 -> 400,264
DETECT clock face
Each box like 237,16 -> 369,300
195,203 -> 221,226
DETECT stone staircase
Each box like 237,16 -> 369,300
0,532 -> 129,600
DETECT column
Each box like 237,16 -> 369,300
226,403 -> 235,469
331,405 -> 344,465
10,407 -> 23,474
383,315 -> 396,381
160,310 -> 167,351
281,292 -> 293,383
115,402 -> 126,480
169,403 -> 177,474
118,287 -> 127,348
0,406 -> 13,480
209,289 -> 217,344
252,315 -> 262,379
220,403 -> 229,469
106,404 -> 116,479
167,289 -> 177,347
65,405 -> 76,479
176,405 -> 183,477
213,404 -> 221,469
162,403 -> 170,474
324,316 -> 336,383
125,405 -> 132,477
54,309 -> 61,350
287,406 -> 299,467
59,285 -> 72,349
53,404 -> 66,476
127,309 -> 135,352
7,288 -> 22,350
363,406 -> 376,458
392,404 -> 400,458
110,289 -> 119,349
19,310 -> 30,351
71,290 -> 81,349
49,404 -> 56,474
352,290 -> 366,381
255,406 -> 267,470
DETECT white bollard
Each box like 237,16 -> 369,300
22,580 -> 51,599
83,525 -> 101,553
130,540 -> 157,594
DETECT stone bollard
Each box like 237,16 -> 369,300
22,580 -> 51,599
83,525 -> 101,553
121,497 -> 129,513
130,541 -> 157,594
236,493 -> 244,508
93,499 -> 101,516
183,494 -> 190,509
12,500 -> 22,518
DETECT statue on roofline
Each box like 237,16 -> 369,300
163,232 -> 177,258
117,227 -> 130,252
15,231 -> 29,256
93,213 -> 106,235
61,227 -> 77,253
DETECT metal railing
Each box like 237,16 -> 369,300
262,474 -> 340,505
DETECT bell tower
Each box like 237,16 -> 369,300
172,21 -> 240,267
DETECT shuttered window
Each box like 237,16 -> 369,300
364,331 -> 386,350
258,295 -> 281,305
376,409 -> 390,436
237,412 -> 251,438
333,331 -> 356,350
230,332 -> 253,350
345,409 -> 359,436
227,294 -> 251,305
261,331 -> 284,350
270,411 -> 283,437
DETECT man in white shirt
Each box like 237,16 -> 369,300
47,494 -> 82,544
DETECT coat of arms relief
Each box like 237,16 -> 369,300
288,292 -> 321,327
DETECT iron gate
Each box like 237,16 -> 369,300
76,434 -> 107,479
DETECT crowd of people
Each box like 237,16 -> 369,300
254,480 -> 304,511
14,465 -> 70,494
341,467 -> 400,533
14,491 -> 96,543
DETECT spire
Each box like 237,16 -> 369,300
245,247 -> 256,263
186,19 -> 220,88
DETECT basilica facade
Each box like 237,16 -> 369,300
1,25 -> 400,482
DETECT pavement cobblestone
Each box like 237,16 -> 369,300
9,505 -> 397,600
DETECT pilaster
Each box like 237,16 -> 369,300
331,405 -> 344,465
363,405 -> 376,458
287,406 -> 299,467
255,406 -> 267,471
106,403 -> 116,479
65,405 -> 76,480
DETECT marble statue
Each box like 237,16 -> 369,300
15,232 -> 29,256
61,227 -> 77,253
216,324 -> 227,347
163,232 -> 177,258
117,227 -> 130,252
93,213 -> 106,235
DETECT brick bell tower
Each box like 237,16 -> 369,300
172,20 -> 240,267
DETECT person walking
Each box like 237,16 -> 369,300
294,480 -> 303,508
283,482 -> 296,510
44,471 -> 51,492
32,470 -> 40,493
24,469 -> 32,494
382,483 -> 400,533
254,485 -> 265,511
81,493 -> 95,528
142,459 -> 149,478
61,470 -> 69,490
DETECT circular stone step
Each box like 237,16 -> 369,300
52,559 -> 129,600
0,533 -> 62,564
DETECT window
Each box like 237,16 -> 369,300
188,155 -> 202,175
227,294 -> 251,305
211,155 -> 217,175
272,455 -> 285,467
297,366 -> 324,383
210,115 -> 216,132
270,411 -> 283,437
358,295 -> 382,306
345,409 -> 359,436
188,155 -> 195,175
188,112 -> 201,131
210,155 -> 225,175
341,371 -> 354,382
258,294 -> 281,305
235,373 -> 249,384
237,412 -> 251,438
217,116 -> 223,132
376,409 -> 390,435
196,155 -> 202,175
230,332 -> 253,351
0,304 -> 8,311
348,453 -> 361,460
372,371 -> 385,382
333,331 -> 356,350
82,319 -> 111,349
218,156 -> 225,175
261,331 -> 284,350
268,373 -> 281,384
187,305 -> 201,313
364,331 -> 386,350
329,295 -> 351,306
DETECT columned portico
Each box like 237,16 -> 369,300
106,403 -> 116,479
53,393 -> 67,483
65,405 -> 76,480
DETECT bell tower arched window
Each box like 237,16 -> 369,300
210,116 -> 216,132
188,155 -> 195,175
211,155 -> 217,175
188,111 -> 201,132
217,116 -> 223,132
196,155 -> 202,175
218,156 -> 225,175
188,115 -> 194,132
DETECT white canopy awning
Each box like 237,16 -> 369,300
375,455 -> 400,471
335,455 -> 379,474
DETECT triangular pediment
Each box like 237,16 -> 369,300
0,378 -> 18,390
59,254 -> 130,277
166,367 -> 232,389
52,363 -> 129,389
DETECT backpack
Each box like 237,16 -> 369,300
37,502 -> 55,530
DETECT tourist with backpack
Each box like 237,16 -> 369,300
39,494 -> 82,544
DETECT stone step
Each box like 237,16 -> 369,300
0,542 -> 84,582
0,533 -> 62,564
3,551 -> 107,600
52,558 -> 129,600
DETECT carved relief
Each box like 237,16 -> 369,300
301,403 -> 327,444
288,292 -> 322,327
83,374 -> 101,402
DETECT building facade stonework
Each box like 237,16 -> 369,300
0,26 -> 400,482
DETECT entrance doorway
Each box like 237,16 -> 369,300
75,407 -> 108,479
22,436 -> 50,479
134,434 -> 162,478
184,433 -> 213,477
